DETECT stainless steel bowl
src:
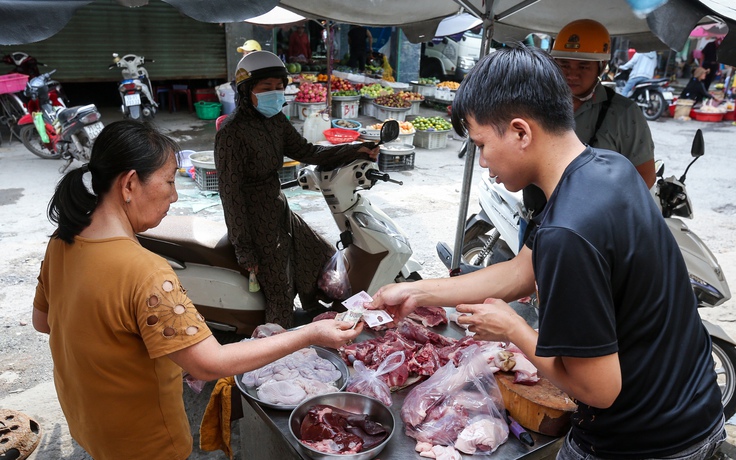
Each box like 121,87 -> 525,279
288,392 -> 395,460
235,346 -> 349,410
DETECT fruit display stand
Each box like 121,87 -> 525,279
294,102 -> 324,121
282,94 -> 296,118
407,99 -> 423,116
411,82 -> 436,99
433,87 -> 456,102
361,96 -> 376,117
331,95 -> 361,119
414,130 -> 451,149
373,103 -> 411,122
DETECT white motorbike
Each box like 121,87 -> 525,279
137,121 -> 422,334
109,53 -> 157,121
296,122 -> 423,296
436,129 -> 736,419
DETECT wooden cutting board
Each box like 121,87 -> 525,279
494,371 -> 578,437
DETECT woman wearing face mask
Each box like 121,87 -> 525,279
215,51 -> 379,328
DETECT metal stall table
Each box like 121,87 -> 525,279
237,314 -> 564,460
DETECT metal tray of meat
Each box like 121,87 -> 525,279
235,346 -> 350,411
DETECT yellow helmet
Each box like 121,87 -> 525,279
551,19 -> 611,61
237,39 -> 262,54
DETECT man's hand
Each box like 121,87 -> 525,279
456,298 -> 526,342
365,283 -> 422,323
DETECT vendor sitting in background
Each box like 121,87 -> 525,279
681,67 -> 721,105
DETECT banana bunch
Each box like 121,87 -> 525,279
382,55 -> 393,80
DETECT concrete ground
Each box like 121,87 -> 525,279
1,99 -> 735,459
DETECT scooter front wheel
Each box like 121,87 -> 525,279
462,236 -> 515,268
712,337 -> 736,420
19,125 -> 60,159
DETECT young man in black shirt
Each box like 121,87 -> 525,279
368,45 -> 725,459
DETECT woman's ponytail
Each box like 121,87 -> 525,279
48,165 -> 97,244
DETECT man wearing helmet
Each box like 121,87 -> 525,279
237,39 -> 262,57
552,19 -> 655,188
215,51 -> 379,328
520,19 -> 657,245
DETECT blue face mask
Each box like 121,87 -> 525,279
253,90 -> 286,118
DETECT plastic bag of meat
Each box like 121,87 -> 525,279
401,344 -> 509,455
346,350 -> 405,406
317,249 -> 352,301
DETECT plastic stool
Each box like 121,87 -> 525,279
154,85 -> 171,108
170,85 -> 193,113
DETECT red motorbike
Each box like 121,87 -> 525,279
16,70 -> 103,170
2,52 -> 68,109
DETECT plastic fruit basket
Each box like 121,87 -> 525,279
323,128 -> 360,144
0,73 -> 29,95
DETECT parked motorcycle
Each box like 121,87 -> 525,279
137,121 -> 422,335
17,70 -> 104,168
109,53 -> 157,121
609,68 -> 673,121
437,129 -> 736,419
2,51 -> 68,108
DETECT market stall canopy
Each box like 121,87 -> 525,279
0,0 -> 734,64
245,6 -> 306,26
434,13 -> 483,38
280,0 -> 736,64
0,0 -> 280,44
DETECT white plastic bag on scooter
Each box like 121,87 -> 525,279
302,109 -> 330,143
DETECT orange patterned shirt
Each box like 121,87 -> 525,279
34,236 -> 212,459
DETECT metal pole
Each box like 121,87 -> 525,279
450,2 -> 495,271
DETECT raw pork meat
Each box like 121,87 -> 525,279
408,306 -> 449,327
397,319 -> 456,348
251,322 -> 286,338
418,444 -> 462,460
454,417 -> 509,454
257,377 -> 338,406
241,348 -> 341,387
511,352 -> 540,384
312,311 -> 338,322
300,405 -> 389,454
408,343 -> 442,376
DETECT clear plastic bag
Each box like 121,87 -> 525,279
400,344 -> 509,455
317,249 -> 351,300
346,350 -> 405,406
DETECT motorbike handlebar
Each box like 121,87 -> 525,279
108,64 -> 117,69
366,169 -> 403,185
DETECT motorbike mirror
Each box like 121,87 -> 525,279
655,160 -> 665,178
379,120 -> 400,145
691,129 -> 704,158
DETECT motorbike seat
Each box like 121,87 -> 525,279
57,104 -> 96,125
637,78 -> 669,86
137,215 -> 246,276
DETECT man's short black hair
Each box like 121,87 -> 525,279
451,44 -> 575,137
